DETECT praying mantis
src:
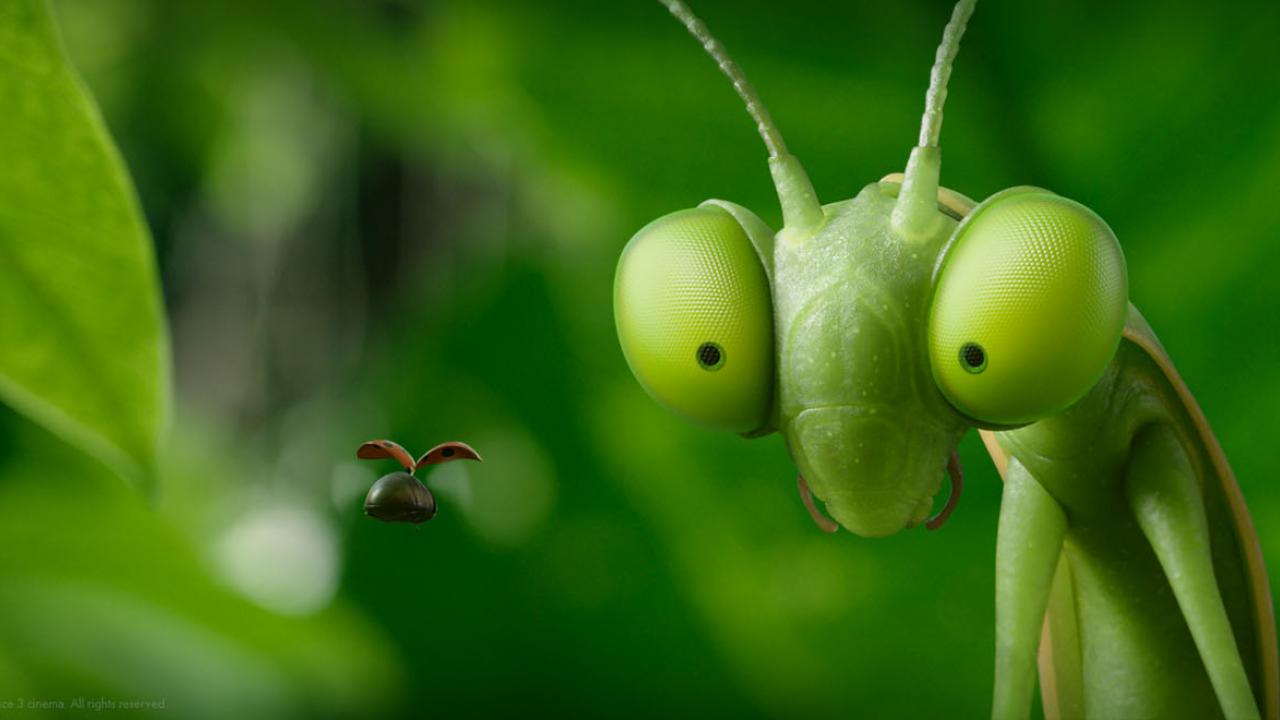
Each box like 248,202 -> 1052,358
610,1 -> 1278,718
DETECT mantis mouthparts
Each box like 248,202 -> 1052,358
925,451 -> 964,531
797,451 -> 964,534
797,473 -> 839,534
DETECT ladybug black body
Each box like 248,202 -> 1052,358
355,439 -> 481,525
364,471 -> 437,524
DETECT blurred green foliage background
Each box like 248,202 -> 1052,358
1,0 -> 1278,717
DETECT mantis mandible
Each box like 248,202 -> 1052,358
610,1 -> 1278,717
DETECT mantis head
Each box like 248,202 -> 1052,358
613,0 -> 1128,537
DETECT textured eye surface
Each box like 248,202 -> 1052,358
613,205 -> 773,432
928,189 -> 1128,425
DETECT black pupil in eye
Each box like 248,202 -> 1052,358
960,342 -> 986,372
697,342 -> 723,370
442,447 -> 455,457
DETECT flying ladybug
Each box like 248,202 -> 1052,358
356,439 -> 482,524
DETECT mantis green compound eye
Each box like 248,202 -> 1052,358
614,204 -> 774,433
928,188 -> 1128,426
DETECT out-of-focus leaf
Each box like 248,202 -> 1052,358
0,0 -> 168,484
0,412 -> 402,719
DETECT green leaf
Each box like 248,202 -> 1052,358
0,0 -> 169,484
0,413 -> 403,718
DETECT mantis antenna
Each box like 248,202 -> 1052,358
659,0 -> 823,233
892,0 -> 978,238
658,0 -> 784,157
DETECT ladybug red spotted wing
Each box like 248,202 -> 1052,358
355,438 -> 482,524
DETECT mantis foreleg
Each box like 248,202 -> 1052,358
994,457 -> 1068,720
1125,424 -> 1261,720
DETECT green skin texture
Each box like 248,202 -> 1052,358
995,335 -> 1261,719
773,188 -> 1261,718
617,2 -> 1267,716
773,184 -> 967,536
617,183 -> 1265,718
